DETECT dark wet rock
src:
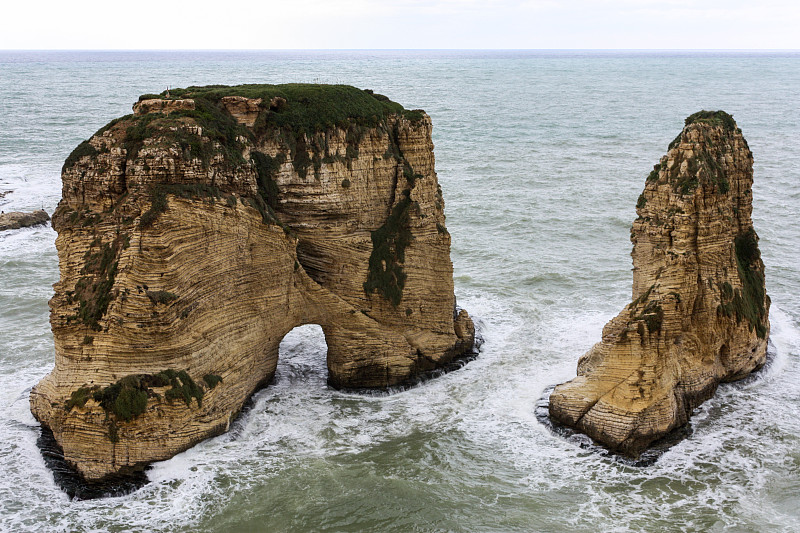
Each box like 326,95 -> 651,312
0,210 -> 50,232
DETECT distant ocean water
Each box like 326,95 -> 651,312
1,50 -> 799,532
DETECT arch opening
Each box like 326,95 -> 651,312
276,324 -> 329,387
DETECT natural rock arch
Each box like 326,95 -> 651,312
277,324 -> 330,384
30,85 -> 476,482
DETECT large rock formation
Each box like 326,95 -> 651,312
0,209 -> 49,231
549,111 -> 769,457
30,85 -> 475,482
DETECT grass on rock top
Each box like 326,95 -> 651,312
684,110 -> 737,132
146,83 -> 424,135
64,84 -> 423,175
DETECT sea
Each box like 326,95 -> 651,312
0,50 -> 798,532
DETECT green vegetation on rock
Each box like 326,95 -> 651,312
646,163 -> 662,182
64,370 -> 206,442
65,238 -> 122,331
638,302 -> 664,334
62,141 -> 98,173
124,97 -> 249,166
139,84 -> 422,180
161,370 -> 204,407
700,150 -> 730,194
363,192 -> 413,307
684,110 -> 737,132
93,375 -> 150,422
69,369 -> 205,424
157,84 -> 422,135
718,227 -> 768,338
65,387 -> 93,411
670,124 -> 732,196
252,152 -> 284,209
203,374 -> 223,389
363,127 -> 420,307
140,183 -> 222,229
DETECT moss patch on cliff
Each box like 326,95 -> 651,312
65,235 -> 124,331
671,149 -> 730,196
718,227 -> 768,338
167,98 -> 250,165
140,183 -> 222,229
646,163 -> 662,182
363,128 -> 420,307
203,374 -> 223,389
79,369 -> 205,425
252,152 -> 284,209
161,370 -> 204,407
630,290 -> 664,335
638,302 -> 664,334
63,141 -> 99,173
364,192 -> 413,306
65,387 -> 94,411
93,376 -> 150,422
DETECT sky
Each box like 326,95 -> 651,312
1,0 -> 798,50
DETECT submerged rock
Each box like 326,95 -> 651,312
30,84 -> 475,483
0,209 -> 49,231
549,111 -> 769,457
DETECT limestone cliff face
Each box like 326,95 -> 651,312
30,85 -> 475,482
549,111 -> 769,457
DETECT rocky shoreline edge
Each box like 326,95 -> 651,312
537,338 -> 777,466
37,322 -> 482,500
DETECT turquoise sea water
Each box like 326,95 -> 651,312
1,51 -> 799,532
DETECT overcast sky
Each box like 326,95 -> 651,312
2,0 -> 798,50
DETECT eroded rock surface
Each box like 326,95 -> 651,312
30,84 -> 475,482
0,209 -> 49,231
549,111 -> 769,457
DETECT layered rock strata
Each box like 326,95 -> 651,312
549,111 -> 769,457
0,209 -> 49,231
31,84 -> 475,482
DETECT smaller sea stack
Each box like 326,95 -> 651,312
549,111 -> 769,457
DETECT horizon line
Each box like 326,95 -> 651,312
2,48 -> 800,52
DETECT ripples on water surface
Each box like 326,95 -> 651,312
1,51 -> 798,532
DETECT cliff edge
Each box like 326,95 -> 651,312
30,84 -> 475,482
549,111 -> 769,457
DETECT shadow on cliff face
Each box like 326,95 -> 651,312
537,339 -> 777,467
37,426 -> 149,500
335,318 -> 484,397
